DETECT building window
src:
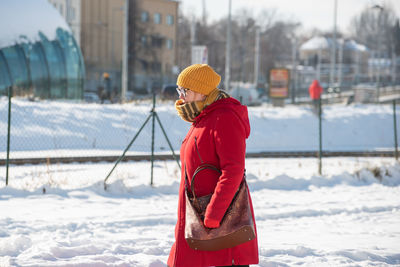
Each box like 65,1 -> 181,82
59,4 -> 63,16
151,36 -> 163,48
141,35 -> 147,46
151,61 -> 161,72
141,11 -> 149,22
71,7 -> 75,20
166,15 -> 174,25
166,39 -> 173,50
141,60 -> 148,71
154,13 -> 161,24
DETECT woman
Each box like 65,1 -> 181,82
167,64 -> 259,267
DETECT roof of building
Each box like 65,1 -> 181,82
300,36 -> 368,52
0,0 -> 70,49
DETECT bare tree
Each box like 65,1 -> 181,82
394,20 -> 400,56
175,7 -> 300,87
176,12 -> 192,69
349,3 -> 397,55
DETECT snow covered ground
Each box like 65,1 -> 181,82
1,98 -> 400,266
1,157 -> 400,266
0,98 -> 398,159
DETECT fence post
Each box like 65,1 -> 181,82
393,100 -> 398,161
318,98 -> 322,175
150,93 -> 156,186
6,86 -> 12,186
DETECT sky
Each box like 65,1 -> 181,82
179,0 -> 400,34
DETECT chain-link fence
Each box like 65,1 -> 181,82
1,87 -> 399,185
0,93 -> 188,161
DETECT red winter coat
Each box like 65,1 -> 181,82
167,97 -> 259,267
308,80 -> 323,100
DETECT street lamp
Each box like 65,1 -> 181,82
121,0 -> 129,103
290,36 -> 297,104
289,23 -> 300,104
254,26 -> 260,87
225,0 -> 232,92
329,0 -> 338,90
372,4 -> 384,103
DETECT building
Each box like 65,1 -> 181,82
48,0 -> 82,46
56,0 -> 179,96
133,0 -> 179,94
299,36 -> 370,89
0,0 -> 85,99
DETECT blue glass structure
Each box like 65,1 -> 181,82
0,0 -> 85,99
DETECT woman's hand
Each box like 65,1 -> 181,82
204,217 -> 220,228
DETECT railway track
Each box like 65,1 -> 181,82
0,150 -> 397,166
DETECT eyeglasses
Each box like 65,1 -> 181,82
176,87 -> 189,97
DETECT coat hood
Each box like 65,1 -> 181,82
195,97 -> 251,139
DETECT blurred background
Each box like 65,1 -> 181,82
2,3 -> 400,265
1,0 -> 400,162
0,0 -> 399,103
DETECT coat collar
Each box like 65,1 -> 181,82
193,97 -> 250,138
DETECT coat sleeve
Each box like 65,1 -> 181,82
203,110 -> 246,228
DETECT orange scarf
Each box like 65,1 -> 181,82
175,89 -> 230,123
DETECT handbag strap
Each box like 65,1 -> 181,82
184,136 -> 222,201
184,136 -> 245,205
185,163 -> 221,198
187,164 -> 247,205
190,164 -> 222,200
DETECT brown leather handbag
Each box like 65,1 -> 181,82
184,163 -> 256,251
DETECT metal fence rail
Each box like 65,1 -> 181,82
0,150 -> 397,166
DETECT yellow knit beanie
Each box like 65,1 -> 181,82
177,64 -> 221,95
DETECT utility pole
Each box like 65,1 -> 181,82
190,16 -> 196,46
355,50 -> 360,85
393,46 -> 397,89
338,39 -> 343,90
329,0 -> 337,89
317,47 -> 322,81
254,26 -> 260,87
291,37 -> 297,104
202,0 -> 206,25
373,5 -> 384,103
225,0 -> 232,91
121,0 -> 129,103
190,16 -> 196,65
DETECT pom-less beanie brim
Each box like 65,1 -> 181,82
177,64 -> 221,95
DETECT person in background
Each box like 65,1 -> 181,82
308,79 -> 323,115
102,72 -> 112,103
167,64 -> 259,267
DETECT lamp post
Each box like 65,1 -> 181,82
291,36 -> 297,104
338,39 -> 343,91
121,0 -> 129,103
225,0 -> 232,91
373,4 -> 384,103
317,45 -> 322,82
289,23 -> 300,104
254,26 -> 260,87
329,0 -> 338,90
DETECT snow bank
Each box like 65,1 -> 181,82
0,158 -> 399,266
0,98 -> 398,159
1,158 -> 399,197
